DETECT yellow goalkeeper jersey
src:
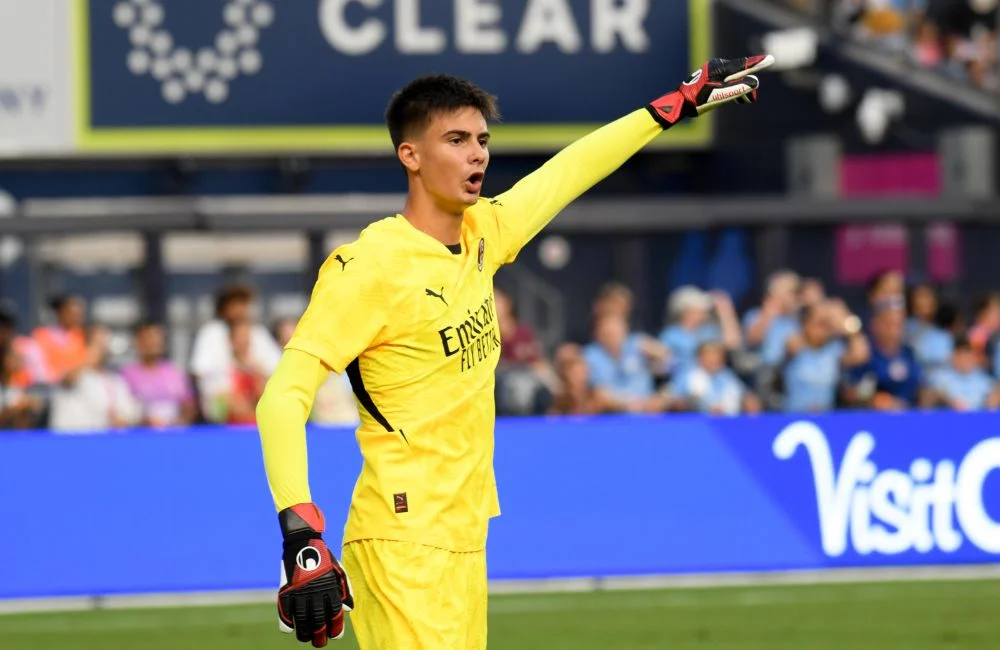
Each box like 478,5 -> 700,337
261,108 -> 663,552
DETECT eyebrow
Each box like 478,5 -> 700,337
443,130 -> 491,139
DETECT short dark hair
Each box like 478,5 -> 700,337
953,335 -> 974,352
385,75 -> 500,150
133,319 -> 162,335
214,284 -> 255,317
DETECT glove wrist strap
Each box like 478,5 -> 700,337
279,502 -> 326,539
646,90 -> 688,130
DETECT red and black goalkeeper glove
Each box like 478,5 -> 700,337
277,503 -> 354,647
647,54 -> 776,129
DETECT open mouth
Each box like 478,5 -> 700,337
465,172 -> 484,194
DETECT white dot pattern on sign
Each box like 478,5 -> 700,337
163,79 -> 186,104
151,31 -> 173,55
151,58 -> 172,80
172,48 -> 193,72
237,25 -> 257,46
116,0 -> 271,105
216,31 -> 238,55
127,50 -> 151,74
130,25 -> 151,46
142,4 -> 163,26
197,48 -> 218,72
224,4 -> 245,27
205,79 -> 229,104
239,50 -> 261,75
113,2 -> 136,27
217,58 -> 238,80
252,3 -> 273,27
185,70 -> 206,92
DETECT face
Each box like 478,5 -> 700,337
494,291 -> 515,339
400,107 -> 490,214
953,348 -> 979,374
803,310 -> 828,347
563,358 -> 589,391
594,316 -> 627,353
272,318 -> 297,348
681,305 -> 709,329
771,275 -> 800,313
59,298 -> 86,328
230,321 -> 252,358
136,325 -> 165,360
221,298 -> 251,324
699,344 -> 726,373
871,272 -> 904,304
799,279 -> 826,308
873,307 -> 905,348
911,286 -> 937,321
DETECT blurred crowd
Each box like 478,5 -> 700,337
3,269 -> 1000,432
0,285 -> 358,433
832,0 -> 1000,91
498,269 -> 1000,418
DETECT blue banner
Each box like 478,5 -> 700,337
2,412 -> 998,600
76,0 -> 711,153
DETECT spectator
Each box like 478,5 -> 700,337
0,344 -> 46,430
32,294 -> 88,385
848,301 -> 927,411
189,284 -> 281,404
866,269 -> 906,314
272,317 -> 299,349
120,321 -> 197,427
0,301 -> 45,389
928,335 -> 1000,411
547,345 -> 606,416
311,371 -> 360,426
906,284 -> 953,373
659,286 -> 741,377
48,324 -> 141,433
494,288 -> 556,416
744,270 -> 801,367
592,282 -> 634,323
583,313 -> 668,414
783,301 -> 869,413
966,292 -> 1000,355
203,319 -> 269,425
670,341 -> 761,416
799,277 -> 827,309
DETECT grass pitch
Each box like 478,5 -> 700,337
1,578 -> 998,649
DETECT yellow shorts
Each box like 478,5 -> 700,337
342,539 -> 488,650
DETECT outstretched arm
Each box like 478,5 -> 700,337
488,55 -> 773,265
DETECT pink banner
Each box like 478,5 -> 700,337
839,153 -> 941,197
926,222 -> 959,283
836,223 -> 909,284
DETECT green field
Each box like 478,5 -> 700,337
2,579 -> 999,650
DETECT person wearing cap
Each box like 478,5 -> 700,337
658,286 -> 741,378
847,299 -> 929,411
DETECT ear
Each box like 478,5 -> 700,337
398,142 -> 419,173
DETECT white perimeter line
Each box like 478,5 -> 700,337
3,564 -> 1000,615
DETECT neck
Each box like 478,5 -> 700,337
140,356 -> 159,367
401,186 -> 463,247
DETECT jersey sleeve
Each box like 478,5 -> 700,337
486,108 -> 663,265
257,348 -> 333,511
285,242 -> 388,374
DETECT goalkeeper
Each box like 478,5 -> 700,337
257,54 -> 775,649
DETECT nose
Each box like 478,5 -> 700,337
469,143 -> 487,166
